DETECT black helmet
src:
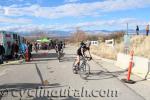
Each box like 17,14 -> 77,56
80,41 -> 85,46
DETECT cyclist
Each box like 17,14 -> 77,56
55,41 -> 63,53
74,41 -> 92,71
60,41 -> 64,52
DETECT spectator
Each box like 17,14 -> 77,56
0,44 -> 5,64
34,42 -> 38,53
27,42 -> 32,60
29,42 -> 33,53
146,24 -> 149,36
19,41 -> 27,55
136,25 -> 139,35
12,40 -> 19,59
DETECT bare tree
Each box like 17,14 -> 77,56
70,28 -> 88,42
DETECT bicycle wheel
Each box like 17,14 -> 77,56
79,63 -> 90,79
72,60 -> 78,74
57,51 -> 61,62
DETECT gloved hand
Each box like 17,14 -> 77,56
89,57 -> 92,60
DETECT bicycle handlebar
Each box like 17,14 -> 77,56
82,56 -> 92,61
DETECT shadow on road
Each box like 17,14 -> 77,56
85,69 -> 127,80
33,96 -> 79,100
62,96 -> 79,100
32,53 -> 57,58
0,83 -> 64,90
61,57 -> 76,62
31,53 -> 58,62
33,96 -> 50,100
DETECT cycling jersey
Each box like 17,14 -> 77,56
56,43 -> 63,51
77,44 -> 87,56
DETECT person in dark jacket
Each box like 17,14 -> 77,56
136,25 -> 139,35
0,44 -> 5,64
27,42 -> 32,60
146,24 -> 149,36
12,40 -> 19,59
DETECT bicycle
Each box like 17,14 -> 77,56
73,57 -> 91,79
57,49 -> 63,62
57,51 -> 61,62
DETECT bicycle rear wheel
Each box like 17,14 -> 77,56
57,51 -> 61,62
79,63 -> 90,79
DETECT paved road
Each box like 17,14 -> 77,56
0,45 -> 145,100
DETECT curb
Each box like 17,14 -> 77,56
0,60 -> 24,66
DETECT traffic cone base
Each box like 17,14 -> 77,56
121,79 -> 136,84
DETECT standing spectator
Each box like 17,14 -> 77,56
29,43 -> 33,53
19,41 -> 27,55
146,24 -> 149,36
12,40 -> 19,59
0,44 -> 5,64
34,42 -> 38,53
27,42 -> 32,60
136,25 -> 139,35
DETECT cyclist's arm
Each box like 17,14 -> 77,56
86,48 -> 92,60
87,49 -> 92,57
81,48 -> 86,58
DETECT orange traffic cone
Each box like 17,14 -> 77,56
121,50 -> 136,84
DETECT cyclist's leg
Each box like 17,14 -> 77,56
61,46 -> 64,53
74,55 -> 80,67
55,47 -> 58,53
57,50 -> 61,59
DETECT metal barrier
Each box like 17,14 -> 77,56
105,39 -> 114,47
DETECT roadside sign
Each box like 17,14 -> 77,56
124,35 -> 131,54
124,35 -> 131,47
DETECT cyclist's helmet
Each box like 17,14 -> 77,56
80,41 -> 85,46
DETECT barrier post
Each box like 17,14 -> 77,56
121,50 -> 136,84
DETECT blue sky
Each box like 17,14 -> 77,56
0,0 -> 149,32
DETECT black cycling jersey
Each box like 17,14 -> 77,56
77,45 -> 87,56
56,43 -> 63,51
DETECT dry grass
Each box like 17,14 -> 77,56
131,36 -> 150,59
91,43 -> 119,59
91,36 -> 150,59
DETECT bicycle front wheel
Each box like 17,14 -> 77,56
72,59 -> 78,74
79,63 -> 90,79
57,52 -> 60,61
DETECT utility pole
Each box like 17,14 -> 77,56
127,23 -> 128,35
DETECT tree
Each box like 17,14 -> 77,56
70,28 -> 88,42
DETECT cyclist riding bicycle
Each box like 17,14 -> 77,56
55,41 -> 63,53
74,41 -> 92,70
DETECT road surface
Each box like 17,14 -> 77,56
0,45 -> 145,100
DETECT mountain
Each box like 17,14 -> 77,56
19,30 -> 73,37
18,29 -> 147,37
